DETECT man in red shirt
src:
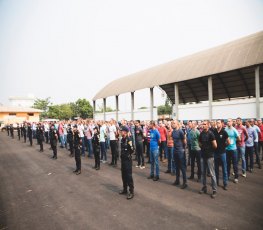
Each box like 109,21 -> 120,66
158,121 -> 168,162
236,117 -> 248,177
258,119 -> 263,161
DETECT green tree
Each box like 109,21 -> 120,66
157,97 -> 172,115
74,98 -> 93,118
32,97 -> 51,119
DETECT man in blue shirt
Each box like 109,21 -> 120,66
225,119 -> 240,183
147,121 -> 161,181
172,120 -> 187,189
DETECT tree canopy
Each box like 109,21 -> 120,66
33,98 -> 93,120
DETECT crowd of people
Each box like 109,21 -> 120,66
5,117 -> 263,199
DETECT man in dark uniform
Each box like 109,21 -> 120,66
36,123 -> 40,145
37,123 -> 45,152
6,124 -> 10,136
67,124 -> 74,157
27,123 -> 33,146
50,124 -> 58,159
73,125 -> 82,175
22,123 -> 27,143
92,127 -> 100,170
119,126 -> 135,200
17,123 -> 21,140
10,124 -> 14,139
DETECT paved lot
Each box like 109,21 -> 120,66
0,132 -> 262,230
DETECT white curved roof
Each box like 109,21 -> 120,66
93,31 -> 263,100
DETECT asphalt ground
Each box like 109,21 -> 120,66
0,132 -> 262,230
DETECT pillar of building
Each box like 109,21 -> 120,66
208,76 -> 213,120
93,100 -> 96,120
103,98 -> 106,121
115,95 -> 119,122
174,83 -> 179,120
150,88 -> 154,120
255,66 -> 261,119
131,92 -> 135,120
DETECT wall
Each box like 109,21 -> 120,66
177,98 -> 263,120
0,112 -> 40,124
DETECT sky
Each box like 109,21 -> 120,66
1,0 -> 263,111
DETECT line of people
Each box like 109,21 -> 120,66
5,117 -> 263,199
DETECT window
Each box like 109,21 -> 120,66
28,113 -> 34,116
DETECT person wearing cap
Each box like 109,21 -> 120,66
27,123 -> 33,146
67,124 -> 74,157
92,127 -> 100,170
37,123 -> 45,152
50,124 -> 58,159
73,124 -> 82,175
119,126 -> 135,200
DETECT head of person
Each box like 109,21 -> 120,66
216,119 -> 224,129
167,121 -> 172,129
93,127 -> 98,134
121,126 -> 129,138
172,120 -> 179,129
236,117 -> 242,126
257,119 -> 262,126
149,121 -> 156,129
250,119 -> 255,126
73,124 -> 78,131
227,118 -> 233,128
188,120 -> 193,129
245,119 -> 251,127
202,120 -> 209,131
135,120 -> 140,127
158,120 -> 163,127
192,120 -> 197,129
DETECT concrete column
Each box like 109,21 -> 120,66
174,83 -> 179,120
93,100 -> 96,120
255,66 -> 260,119
131,92 -> 135,120
208,76 -> 213,120
150,88 -> 154,120
103,98 -> 106,121
115,95 -> 119,122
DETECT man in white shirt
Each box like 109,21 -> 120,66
109,119 -> 118,167
100,121 -> 107,163
78,121 -> 85,156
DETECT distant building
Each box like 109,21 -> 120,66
9,95 -> 36,107
0,106 -> 42,124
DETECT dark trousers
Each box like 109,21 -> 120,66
93,146 -> 100,168
174,150 -> 187,184
136,141 -> 144,166
190,149 -> 201,179
75,148 -> 81,171
246,146 -> 254,170
121,158 -> 134,193
45,132 -> 49,143
110,140 -> 118,165
52,144 -> 57,157
226,150 -> 238,179
23,132 -> 27,142
259,141 -> 263,160
69,141 -> 74,155
254,142 -> 261,167
159,141 -> 167,160
29,136 -> 33,146
39,139 -> 43,151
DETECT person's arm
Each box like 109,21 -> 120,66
198,133 -> 202,148
212,140 -> 217,149
243,127 -> 248,142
